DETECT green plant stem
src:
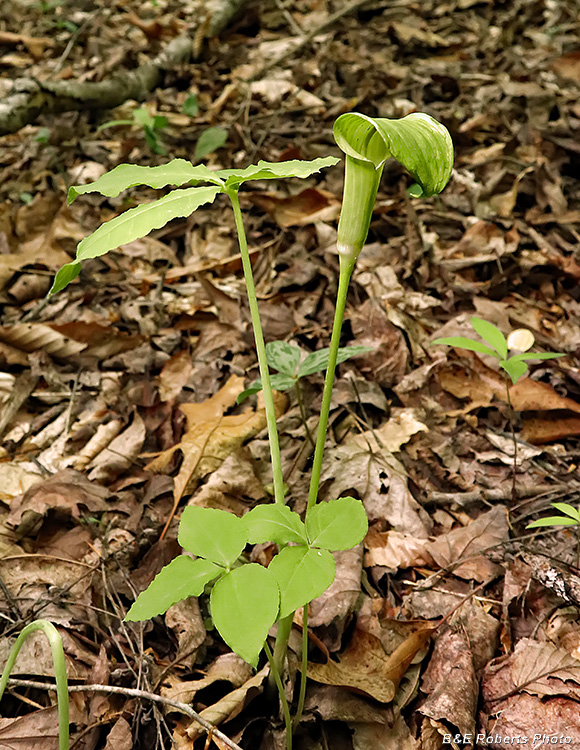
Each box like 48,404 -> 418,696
307,255 -> 355,512
268,613 -> 293,695
264,641 -> 293,750
293,608 -> 308,730
0,620 -> 69,750
504,376 -> 518,503
227,188 -> 285,507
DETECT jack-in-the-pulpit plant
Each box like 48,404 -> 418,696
47,111 -> 453,748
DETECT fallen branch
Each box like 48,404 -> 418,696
0,0 -> 249,136
6,678 -> 243,750
427,484 -> 562,508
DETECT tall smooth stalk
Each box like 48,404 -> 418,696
227,188 -> 285,507
307,255 -> 356,512
0,620 -> 69,750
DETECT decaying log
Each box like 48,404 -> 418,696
0,0 -> 249,136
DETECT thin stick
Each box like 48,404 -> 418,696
5,679 -> 243,750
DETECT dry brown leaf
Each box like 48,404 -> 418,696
0,323 -> 86,359
305,628 -> 397,703
159,349 -> 194,402
365,528 -> 434,570
0,707 -> 59,750
7,469 -> 110,532
321,439 -> 430,537
304,684 -> 389,724
103,717 -> 132,750
249,188 -> 339,227
162,653 -> 253,706
88,411 -> 146,482
420,629 -> 477,737
438,356 -> 580,418
145,376 -> 286,535
48,321 -> 144,359
165,597 -> 206,669
352,714 -> 419,750
182,664 -> 269,742
552,51 -> 580,83
425,506 -> 509,581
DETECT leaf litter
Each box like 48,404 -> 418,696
2,0 -> 580,747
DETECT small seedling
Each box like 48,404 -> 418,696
527,502 -> 580,529
432,317 -> 563,385
47,111 -> 453,748
527,502 -> 580,568
433,318 -> 563,501
237,340 -> 373,402
99,106 -> 169,155
194,126 -> 228,161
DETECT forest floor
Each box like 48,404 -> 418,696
1,0 -> 580,748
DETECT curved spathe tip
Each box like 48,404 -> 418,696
333,111 -> 454,197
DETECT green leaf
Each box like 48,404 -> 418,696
431,336 -> 498,356
508,352 -> 565,363
306,497 -> 368,551
210,564 -> 279,668
236,381 -> 263,404
500,358 -> 528,385
333,112 -> 453,198
236,373 -> 295,404
50,261 -> 82,295
470,318 -> 508,358
527,516 -> 578,528
51,187 -> 221,294
243,505 -> 308,546
68,159 -> 225,202
268,546 -> 335,619
218,157 -> 339,188
298,345 -> 374,378
550,502 -> 580,521
266,341 -> 302,376
195,127 -> 228,161
124,556 -> 222,621
178,506 -> 247,567
183,94 -> 199,117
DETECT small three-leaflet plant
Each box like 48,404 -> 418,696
46,111 -> 453,748
433,318 -> 563,500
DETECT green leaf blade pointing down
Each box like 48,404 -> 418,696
50,186 -> 221,294
68,159 -> 226,202
210,564 -> 280,668
268,546 -> 335,620
431,337 -> 498,356
333,112 -> 454,198
178,506 -> 247,567
124,556 -> 222,622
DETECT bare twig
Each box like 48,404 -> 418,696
5,679 -> 243,750
427,484 -> 562,508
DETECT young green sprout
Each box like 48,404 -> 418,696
527,502 -> 580,529
236,340 -> 373,403
527,503 -> 580,569
433,318 -> 564,503
432,317 -> 564,385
